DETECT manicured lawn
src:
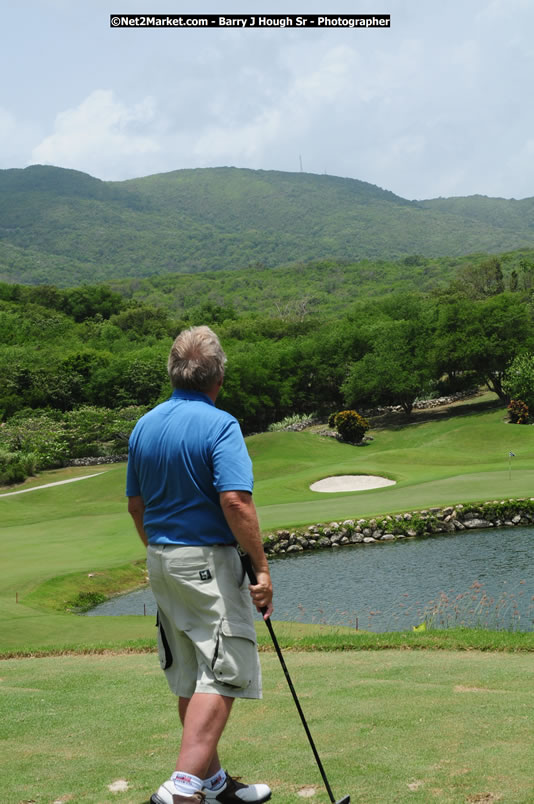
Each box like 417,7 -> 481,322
250,402 -> 534,527
2,399 -> 533,802
1,398 -> 533,654
2,649 -> 533,803
0,466 -> 154,654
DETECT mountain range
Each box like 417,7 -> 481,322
0,164 -> 533,286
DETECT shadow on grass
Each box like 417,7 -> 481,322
369,396 -> 503,432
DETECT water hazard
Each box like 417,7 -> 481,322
87,527 -> 534,632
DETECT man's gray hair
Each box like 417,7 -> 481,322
167,326 -> 227,391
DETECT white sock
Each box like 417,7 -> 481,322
171,771 -> 204,797
203,769 -> 227,791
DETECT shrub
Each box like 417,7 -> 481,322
63,404 -> 148,457
507,398 -> 529,424
0,450 -> 37,485
334,410 -> 370,443
64,591 -> 107,613
110,405 -> 149,449
328,411 -> 338,428
268,413 -> 315,432
0,415 -> 68,469
63,406 -> 117,457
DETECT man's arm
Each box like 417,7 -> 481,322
127,495 -> 148,547
219,490 -> 273,619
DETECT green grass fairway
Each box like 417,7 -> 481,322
0,465 -> 155,653
2,650 -> 533,803
1,399 -> 533,654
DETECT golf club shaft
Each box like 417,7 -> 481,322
242,553 -> 337,804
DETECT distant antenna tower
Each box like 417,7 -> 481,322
299,154 -> 303,173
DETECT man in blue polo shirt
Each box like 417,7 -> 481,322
127,326 -> 273,804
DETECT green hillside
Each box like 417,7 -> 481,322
421,194 -> 534,231
108,248 -> 534,317
1,165 -> 534,286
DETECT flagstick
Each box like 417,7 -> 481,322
508,451 -> 515,481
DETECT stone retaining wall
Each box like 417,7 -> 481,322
361,390 -> 477,417
68,455 -> 128,466
263,498 -> 534,555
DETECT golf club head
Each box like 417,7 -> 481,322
335,797 -> 350,804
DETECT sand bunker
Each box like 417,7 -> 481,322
310,475 -> 396,493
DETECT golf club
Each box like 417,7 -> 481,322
242,553 -> 350,804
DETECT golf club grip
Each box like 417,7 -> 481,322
241,552 -> 268,616
241,552 -> 337,804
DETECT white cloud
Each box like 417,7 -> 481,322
31,90 -> 160,179
2,0 -> 532,198
192,44 -> 370,166
0,107 -> 39,168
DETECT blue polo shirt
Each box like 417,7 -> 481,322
126,389 -> 253,545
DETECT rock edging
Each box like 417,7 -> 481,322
68,455 -> 128,466
263,498 -> 534,555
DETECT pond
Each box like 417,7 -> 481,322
87,527 -> 534,632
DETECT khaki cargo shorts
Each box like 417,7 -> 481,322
147,543 -> 262,699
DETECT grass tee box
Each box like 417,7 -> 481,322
2,650 -> 534,803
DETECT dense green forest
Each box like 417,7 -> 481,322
2,160 -> 534,485
106,248 -> 534,318
1,248 -> 534,486
2,165 -> 534,286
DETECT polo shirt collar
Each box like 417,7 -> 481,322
172,388 -> 215,406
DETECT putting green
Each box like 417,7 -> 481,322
249,404 -> 534,526
257,469 -> 534,529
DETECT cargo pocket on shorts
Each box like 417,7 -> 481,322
156,610 -> 173,670
211,618 -> 257,690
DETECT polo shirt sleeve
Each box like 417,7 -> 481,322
125,430 -> 141,497
126,457 -> 141,497
211,419 -> 254,493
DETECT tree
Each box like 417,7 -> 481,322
90,351 -> 168,408
519,259 -> 534,291
189,302 -> 237,326
342,317 -> 435,414
429,296 -> 480,388
62,285 -> 124,322
110,304 -> 171,338
220,340 -> 296,432
450,257 -> 506,299
468,294 -> 532,401
509,270 -> 519,292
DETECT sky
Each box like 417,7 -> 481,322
2,0 -> 534,200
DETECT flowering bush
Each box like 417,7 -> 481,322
503,353 -> 534,410
59,404 -> 148,457
507,398 -> 529,424
333,410 -> 370,443
0,415 -> 69,469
